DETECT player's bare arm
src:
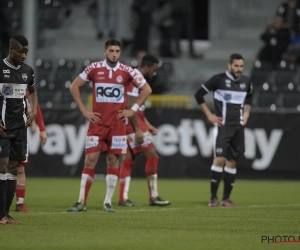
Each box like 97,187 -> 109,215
144,117 -> 157,135
200,102 -> 223,126
117,83 -> 152,119
70,76 -> 101,123
243,105 -> 251,126
26,85 -> 38,126
128,95 -> 143,144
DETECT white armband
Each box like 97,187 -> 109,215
131,103 -> 140,112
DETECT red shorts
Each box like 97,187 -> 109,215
85,120 -> 127,155
127,131 -> 154,154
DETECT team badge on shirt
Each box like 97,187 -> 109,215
22,73 -> 27,81
240,83 -> 246,89
116,75 -> 123,83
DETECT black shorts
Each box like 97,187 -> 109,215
0,127 -> 27,162
214,125 -> 245,160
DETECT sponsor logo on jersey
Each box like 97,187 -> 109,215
1,85 -> 13,96
224,93 -> 232,101
225,79 -> 231,87
97,72 -> 104,74
116,75 -> 123,83
22,73 -> 27,81
85,136 -> 99,149
240,83 -> 246,89
3,69 -> 10,74
4,75 -> 10,79
216,147 -> 223,155
95,83 -> 124,103
111,136 -> 127,149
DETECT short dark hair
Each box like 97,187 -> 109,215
10,34 -> 28,47
229,53 -> 244,64
104,39 -> 121,49
140,55 -> 159,68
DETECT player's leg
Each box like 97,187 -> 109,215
221,159 -> 237,207
66,151 -> 100,212
67,125 -> 107,212
15,161 -> 30,212
221,126 -> 244,207
0,157 -> 9,225
208,126 -> 231,207
6,160 -> 22,224
103,153 -> 120,212
118,148 -> 136,206
6,128 -> 27,224
144,148 -> 171,206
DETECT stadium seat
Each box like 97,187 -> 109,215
35,59 -> 54,90
274,60 -> 297,91
53,59 -> 77,89
257,92 -> 279,110
282,92 -> 300,110
251,61 -> 274,91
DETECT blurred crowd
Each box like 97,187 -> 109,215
257,0 -> 300,67
89,0 -> 199,58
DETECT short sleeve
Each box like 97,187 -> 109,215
202,75 -> 220,92
130,68 -> 146,89
79,65 -> 92,81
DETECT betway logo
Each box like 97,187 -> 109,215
152,119 -> 283,170
27,119 -> 283,171
28,122 -> 89,165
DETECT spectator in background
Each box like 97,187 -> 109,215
170,0 -> 197,58
131,0 -> 156,57
152,0 -> 174,57
257,16 -> 290,67
96,0 -> 117,39
276,0 -> 300,36
0,1 -> 11,59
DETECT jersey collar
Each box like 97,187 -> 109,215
3,58 -> 21,70
226,70 -> 240,82
103,60 -> 119,72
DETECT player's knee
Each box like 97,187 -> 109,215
17,165 -> 25,174
8,162 -> 19,176
107,154 -> 118,167
0,159 -> 9,174
213,157 -> 226,167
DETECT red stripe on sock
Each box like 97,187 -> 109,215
145,157 -> 159,176
107,167 -> 119,176
16,184 -> 26,201
82,167 -> 95,178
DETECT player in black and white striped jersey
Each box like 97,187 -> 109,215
194,53 -> 253,207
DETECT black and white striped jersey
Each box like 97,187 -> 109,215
0,59 -> 35,130
202,71 -> 253,126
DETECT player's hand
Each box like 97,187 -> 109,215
25,111 -> 36,127
208,114 -> 223,126
82,110 -> 101,123
117,109 -> 135,120
30,120 -> 37,133
148,125 -> 158,135
0,120 -> 6,137
40,131 -> 48,147
135,129 -> 144,144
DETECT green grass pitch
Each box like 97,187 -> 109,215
1,178 -> 300,250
